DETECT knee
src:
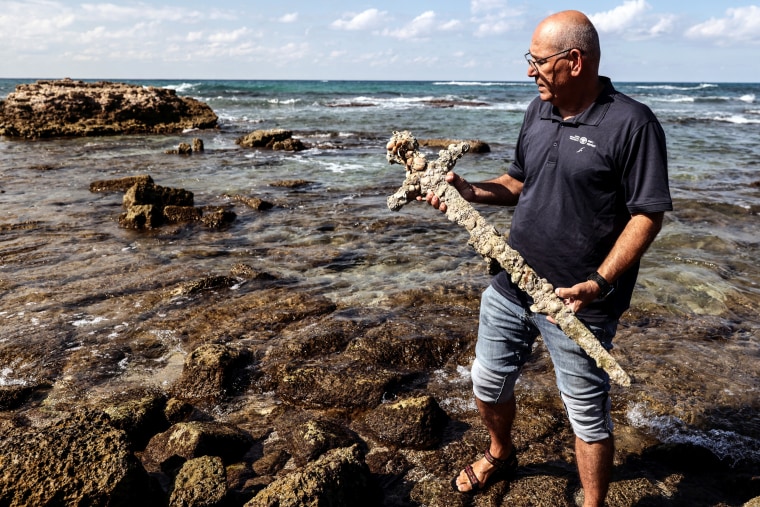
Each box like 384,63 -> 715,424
471,358 -> 519,404
561,392 -> 613,443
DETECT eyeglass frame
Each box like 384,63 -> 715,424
524,48 -> 580,71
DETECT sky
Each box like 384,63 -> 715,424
2,0 -> 760,83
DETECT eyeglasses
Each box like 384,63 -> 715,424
524,48 -> 574,71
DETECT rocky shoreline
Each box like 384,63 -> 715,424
0,80 -> 758,507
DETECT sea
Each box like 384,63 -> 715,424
1,79 -> 759,469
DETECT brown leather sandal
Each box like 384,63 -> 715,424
452,447 -> 518,494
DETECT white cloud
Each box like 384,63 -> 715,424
279,12 -> 299,24
589,0 -> 651,33
331,8 -> 388,31
470,0 -> 509,15
470,0 -> 522,37
685,6 -> 760,44
208,27 -> 250,44
382,11 -> 461,40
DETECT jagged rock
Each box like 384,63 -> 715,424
123,180 -> 194,209
170,343 -> 253,404
229,194 -> 274,211
0,410 -> 160,506
229,263 -> 278,281
245,445 -> 380,507
90,174 -> 154,193
141,421 -> 254,476
165,138 -> 204,155
199,206 -> 237,229
163,205 -> 203,223
359,395 -> 448,450
0,381 -> 50,410
236,128 -> 306,151
0,79 -> 218,138
102,390 -> 170,450
281,415 -> 361,467
119,203 -> 161,229
275,361 -> 404,410
269,179 -> 311,188
169,456 -> 228,507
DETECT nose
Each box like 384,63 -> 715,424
527,64 -> 537,78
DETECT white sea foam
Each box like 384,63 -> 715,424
163,82 -> 199,93
0,367 -> 27,387
739,93 -> 755,103
71,315 -> 108,327
627,402 -> 760,465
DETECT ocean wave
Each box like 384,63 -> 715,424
432,81 -> 528,87
635,83 -> 718,91
714,114 -> 760,124
163,82 -> 200,93
740,94 -> 755,103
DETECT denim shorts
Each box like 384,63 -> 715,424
470,285 -> 617,442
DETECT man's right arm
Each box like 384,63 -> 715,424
424,171 -> 523,211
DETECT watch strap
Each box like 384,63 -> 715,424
587,271 -> 614,300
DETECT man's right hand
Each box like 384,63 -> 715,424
418,171 -> 476,212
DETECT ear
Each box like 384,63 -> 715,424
569,49 -> 583,76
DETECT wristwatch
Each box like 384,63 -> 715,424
587,271 -> 615,300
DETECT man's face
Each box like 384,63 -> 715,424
526,46 -> 573,103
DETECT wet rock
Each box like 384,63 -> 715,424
359,395 -> 448,450
229,194 -> 274,211
170,275 -> 238,296
275,361 -> 404,410
163,204 -> 203,223
346,319 -> 469,370
229,263 -> 279,281
244,445 -> 380,507
171,343 -> 254,405
165,138 -> 204,155
281,415 -> 362,466
0,79 -> 217,138
0,381 -> 50,410
119,203 -> 162,229
236,128 -> 306,151
169,455 -> 228,507
419,138 -> 490,153
141,421 -> 254,475
0,410 -> 160,506
199,206 -> 237,229
102,389 -> 170,450
123,180 -> 194,209
90,174 -> 154,193
269,178 -> 312,188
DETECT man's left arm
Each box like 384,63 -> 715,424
555,212 -> 664,312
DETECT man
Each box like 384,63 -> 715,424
425,10 -> 672,506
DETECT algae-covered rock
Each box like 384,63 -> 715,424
0,410 -> 159,506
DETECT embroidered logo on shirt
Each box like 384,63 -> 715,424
569,135 -> 596,149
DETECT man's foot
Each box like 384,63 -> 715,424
451,447 -> 518,494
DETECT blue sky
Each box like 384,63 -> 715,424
2,0 -> 759,82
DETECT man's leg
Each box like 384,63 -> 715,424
575,436 -> 613,507
453,395 -> 516,492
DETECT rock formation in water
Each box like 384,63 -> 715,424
386,130 -> 632,387
236,128 -> 306,151
89,174 -> 237,230
0,78 -> 218,138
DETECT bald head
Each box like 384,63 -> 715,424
534,10 -> 601,71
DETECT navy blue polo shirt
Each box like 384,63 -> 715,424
491,77 -> 673,324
